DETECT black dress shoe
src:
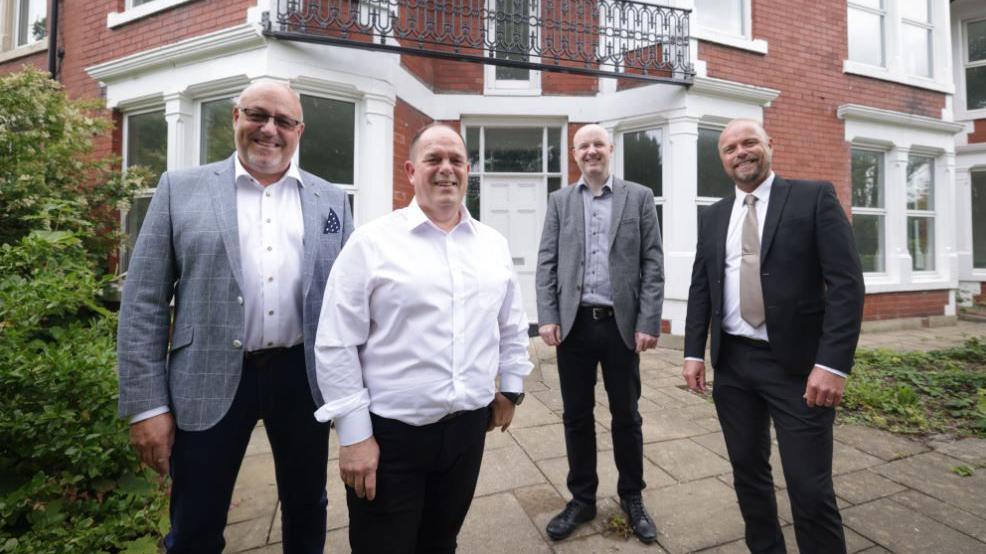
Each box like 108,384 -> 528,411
620,495 -> 657,543
546,500 -> 597,540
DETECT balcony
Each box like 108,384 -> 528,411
263,0 -> 694,84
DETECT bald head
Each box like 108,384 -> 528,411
236,81 -> 303,121
409,123 -> 466,163
233,81 -> 305,186
572,124 -> 614,188
717,118 -> 774,193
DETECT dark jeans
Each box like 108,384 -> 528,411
713,335 -> 846,554
165,344 -> 329,554
557,311 -> 645,504
347,408 -> 489,554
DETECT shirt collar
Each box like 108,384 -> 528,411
234,155 -> 304,188
577,174 -> 614,195
406,197 -> 476,234
734,171 -> 775,204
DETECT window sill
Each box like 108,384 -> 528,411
842,60 -> 954,94
107,0 -> 198,29
693,27 -> 767,55
862,275 -> 954,294
0,41 -> 47,64
482,86 -> 542,97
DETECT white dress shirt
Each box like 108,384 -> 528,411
313,198 -> 534,446
687,172 -> 845,377
129,157 -> 307,424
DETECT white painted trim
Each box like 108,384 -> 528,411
0,40 -> 45,63
690,76 -> 779,107
107,0 -> 198,29
87,24 -> 266,82
843,60 -> 955,94
837,104 -> 965,134
693,27 -> 768,54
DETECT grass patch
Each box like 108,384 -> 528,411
601,514 -> 633,540
840,338 -> 986,438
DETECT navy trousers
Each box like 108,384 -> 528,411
165,344 -> 329,553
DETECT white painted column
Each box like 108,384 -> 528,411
954,160 -> 974,281
664,115 -> 700,335
357,92 -> 395,225
888,147 -> 911,285
939,151 -> 959,290
163,92 -> 195,171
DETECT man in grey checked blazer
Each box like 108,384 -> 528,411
117,82 -> 352,553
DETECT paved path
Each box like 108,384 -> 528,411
227,321 -> 986,553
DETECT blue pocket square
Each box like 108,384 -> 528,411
324,209 -> 341,234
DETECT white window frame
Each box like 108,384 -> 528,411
295,90 -> 360,216
484,0 -> 542,96
120,107 -> 168,275
107,0 -> 197,28
10,0 -> 45,48
960,17 -> 986,118
617,126 -> 665,232
195,93 -> 238,167
843,0 -> 953,93
692,0 -> 767,55
850,146 -> 889,277
905,152 -> 936,273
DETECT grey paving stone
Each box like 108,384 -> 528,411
512,483 -> 599,542
538,451 -> 676,501
458,492 -> 552,553
474,444 -> 547,497
659,385 -> 711,407
842,498 -> 986,554
244,425 -> 272,458
890,489 -> 986,543
781,524 -> 874,553
642,478 -> 745,554
872,452 -> 986,518
511,393 -> 562,429
324,459 -> 350,531
484,423 -> 519,451
834,470 -> 907,505
832,440 -> 884,475
511,423 -> 569,461
224,516 -> 272,552
228,483 -> 278,525
833,424 -> 928,461
690,431 -> 729,459
532,388 -> 564,413
930,437 -> 986,466
326,528 -> 350,553
695,538 -> 748,553
641,411 -> 707,443
643,438 -> 732,482
552,533 -> 668,552
855,546 -> 893,554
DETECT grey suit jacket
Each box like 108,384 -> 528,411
536,177 -> 664,350
117,155 -> 353,431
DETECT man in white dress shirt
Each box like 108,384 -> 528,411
314,123 -> 533,553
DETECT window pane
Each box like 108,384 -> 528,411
973,171 -> 986,268
969,20 -> 986,62
123,196 -> 152,272
547,176 -> 561,195
494,0 -> 530,80
849,0 -> 882,10
127,110 -> 167,177
851,149 -> 883,208
902,24 -> 931,78
655,204 -> 663,234
900,0 -> 928,23
547,128 -> 561,173
466,128 -> 480,169
848,8 -> 885,67
853,213 -> 885,273
907,216 -> 934,271
467,176 -> 481,221
697,128 -> 733,198
967,66 -> 986,110
623,129 -> 662,198
299,95 -> 355,184
695,0 -> 743,36
484,127 -> 542,172
16,0 -> 47,46
906,155 -> 933,210
200,98 -> 236,164
132,0 -> 157,6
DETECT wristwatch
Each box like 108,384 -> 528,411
500,392 -> 525,406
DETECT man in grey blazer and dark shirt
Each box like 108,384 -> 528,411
117,81 -> 352,553
536,124 -> 664,543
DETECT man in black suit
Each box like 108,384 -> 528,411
682,119 -> 864,554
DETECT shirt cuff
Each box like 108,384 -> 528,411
684,357 -> 705,363
327,407 -> 373,446
130,406 -> 170,424
499,373 -> 525,394
815,364 -> 847,378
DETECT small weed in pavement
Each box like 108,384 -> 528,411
602,514 -> 634,540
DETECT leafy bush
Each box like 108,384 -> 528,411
841,339 -> 986,437
0,68 -> 164,553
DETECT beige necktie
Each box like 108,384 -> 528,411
740,194 -> 765,327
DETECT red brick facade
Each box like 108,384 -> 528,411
968,119 -> 986,144
863,291 -> 948,321
392,98 -> 434,208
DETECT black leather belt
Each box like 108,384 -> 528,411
725,334 -> 770,349
244,343 -> 303,365
578,305 -> 614,320
438,411 -> 468,422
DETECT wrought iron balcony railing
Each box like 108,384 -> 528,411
263,0 -> 694,84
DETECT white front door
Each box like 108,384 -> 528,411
481,175 -> 546,323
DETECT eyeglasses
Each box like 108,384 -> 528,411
237,107 -> 302,130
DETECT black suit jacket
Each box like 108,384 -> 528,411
684,176 -> 865,375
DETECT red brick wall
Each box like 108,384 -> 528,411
699,0 -> 946,216
863,291 -> 948,321
0,53 -> 47,76
567,122 -> 587,184
393,97 -> 434,208
968,119 -> 986,144
399,56 -> 485,93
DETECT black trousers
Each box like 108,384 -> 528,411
165,344 -> 329,554
556,311 -> 645,504
713,335 -> 846,554
347,407 -> 489,554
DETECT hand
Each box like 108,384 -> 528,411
634,331 -> 658,353
339,436 -> 380,501
130,412 -> 175,476
487,392 -> 517,433
803,366 -> 847,408
539,324 -> 561,347
682,359 -> 707,395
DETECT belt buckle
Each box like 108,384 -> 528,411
591,307 -> 607,320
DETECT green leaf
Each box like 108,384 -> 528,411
953,465 -> 975,477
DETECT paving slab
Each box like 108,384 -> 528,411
224,516 -> 272,553
872,452 -> 986,518
484,424 -> 518,451
512,393 -> 562,429
474,444 -> 547,497
553,533 -> 668,552
513,483 -> 600,542
228,482 -> 278,525
642,478 -> 746,554
834,470 -> 907,505
538,451 -> 676,501
509,423 -> 613,461
841,498 -> 986,554
832,441 -> 884,475
889,489 -> 986,543
643,438 -> 732,482
641,411 -> 707,443
457,492 -> 551,553
532,388 -> 564,413
930,436 -> 986,466
781,523 -> 874,553
244,425 -> 272,458
690,431 -> 730,460
833,424 -> 928,461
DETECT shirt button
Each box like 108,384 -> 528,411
268,310 -> 275,316
236,296 -> 244,305
265,191 -> 272,197
266,218 -> 272,223
267,341 -> 273,347
232,339 -> 242,349
268,277 -> 274,282
267,246 -> 273,252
